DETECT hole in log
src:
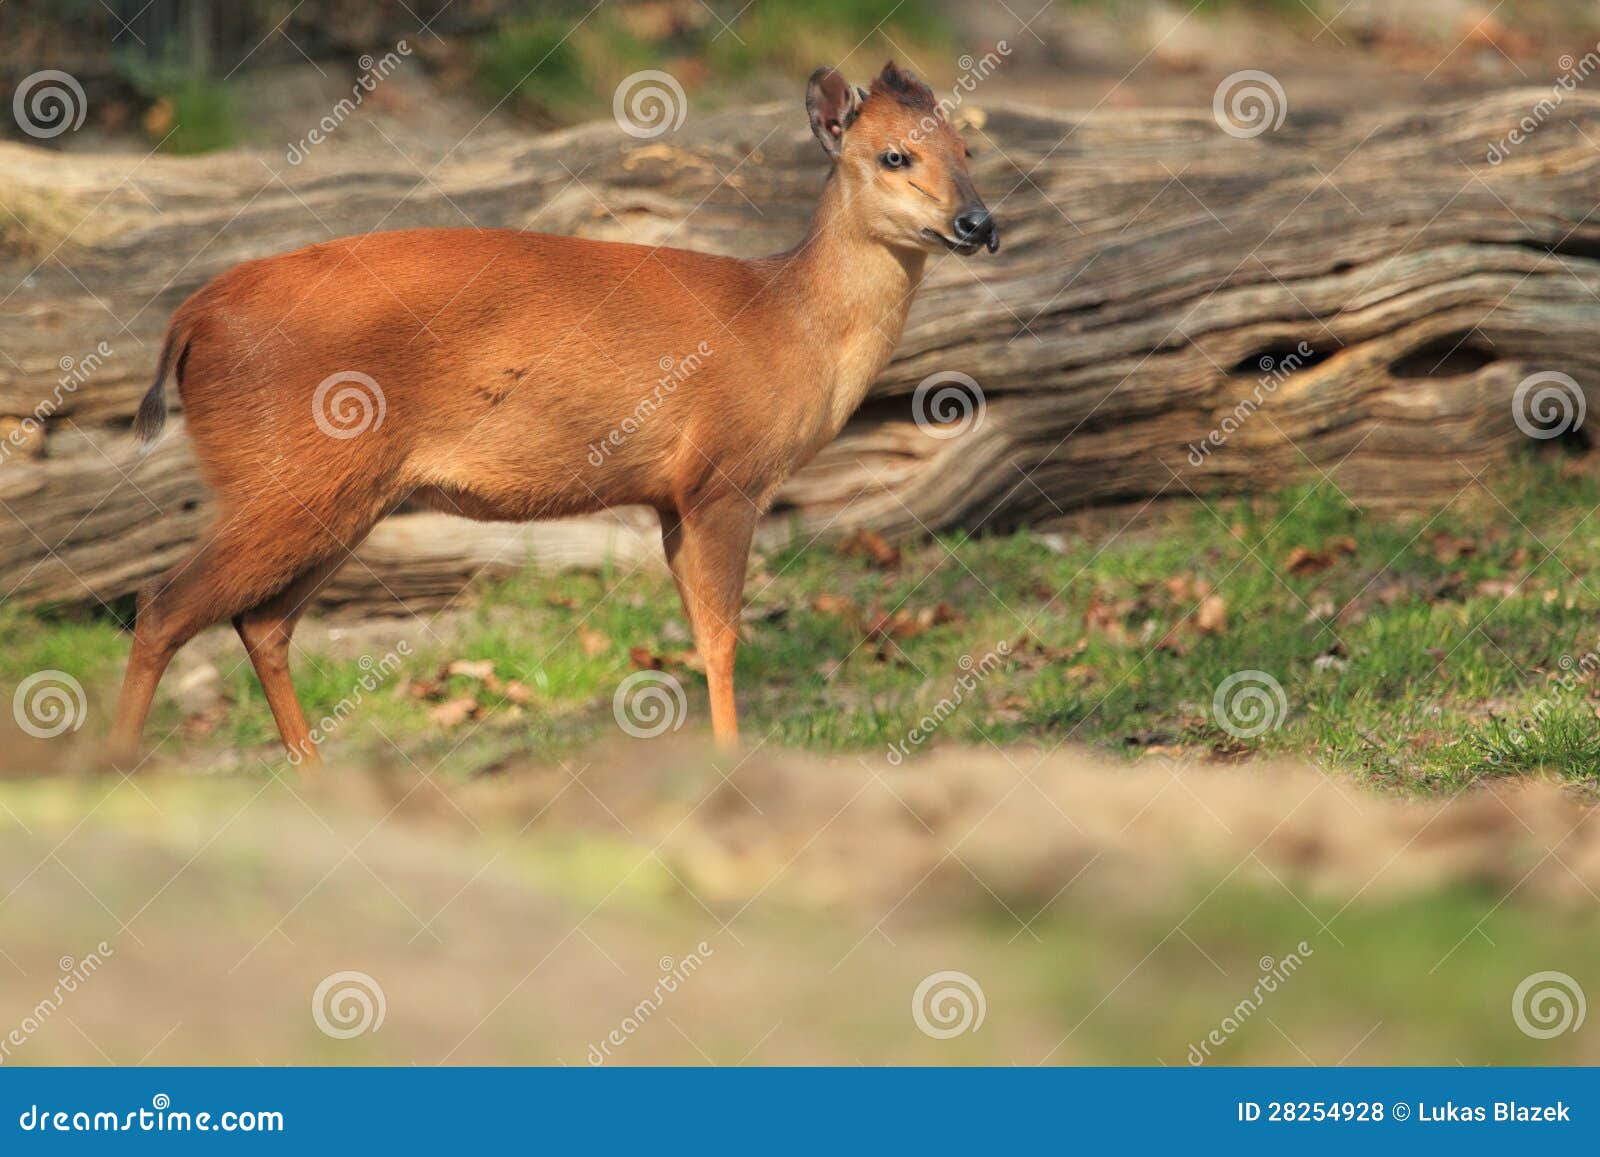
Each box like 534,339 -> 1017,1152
1229,343 -> 1332,378
848,395 -> 921,429
1512,237 -> 1600,262
1389,333 -> 1498,379
1559,425 -> 1593,453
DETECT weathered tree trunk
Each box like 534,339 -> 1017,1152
3,89 -> 1597,614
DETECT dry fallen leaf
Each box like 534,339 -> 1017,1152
1195,593 -> 1228,635
629,646 -> 664,670
1084,595 -> 1133,644
578,628 -> 611,657
429,697 -> 479,728
1285,536 -> 1356,576
142,98 -> 174,138
447,659 -> 497,681
399,677 -> 444,701
1154,628 -> 1190,657
1429,533 -> 1477,564
864,607 -> 925,642
837,529 -> 902,570
811,594 -> 856,619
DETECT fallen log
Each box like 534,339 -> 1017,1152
3,88 -> 1598,614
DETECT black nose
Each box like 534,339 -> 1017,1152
953,206 -> 998,253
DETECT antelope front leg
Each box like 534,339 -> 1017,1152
661,492 -> 759,748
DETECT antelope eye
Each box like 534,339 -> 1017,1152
879,148 -> 907,170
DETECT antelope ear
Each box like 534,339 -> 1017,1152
806,67 -> 860,160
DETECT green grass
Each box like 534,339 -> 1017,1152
473,0 -> 957,125
115,57 -> 239,154
7,456 -> 1600,791
155,79 -> 237,154
475,19 -> 637,124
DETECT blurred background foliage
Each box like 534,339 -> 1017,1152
3,0 -> 1599,152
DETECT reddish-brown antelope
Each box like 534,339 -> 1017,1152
111,61 -> 998,765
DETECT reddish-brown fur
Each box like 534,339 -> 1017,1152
111,62 -> 997,765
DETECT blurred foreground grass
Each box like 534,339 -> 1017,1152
1,749 -> 1595,1065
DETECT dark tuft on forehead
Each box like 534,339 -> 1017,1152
868,61 -> 938,115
